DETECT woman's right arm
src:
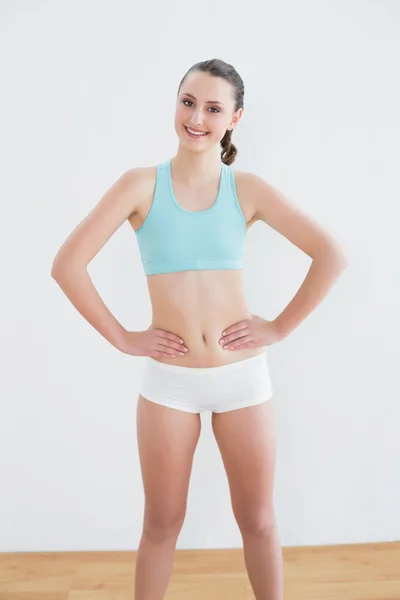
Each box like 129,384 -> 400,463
51,168 -> 143,352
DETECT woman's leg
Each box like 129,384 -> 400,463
134,395 -> 201,600
212,399 -> 283,600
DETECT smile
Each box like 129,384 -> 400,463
184,126 -> 209,137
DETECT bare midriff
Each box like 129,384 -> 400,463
146,269 -> 266,368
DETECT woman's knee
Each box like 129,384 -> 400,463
235,507 -> 276,537
143,504 -> 186,542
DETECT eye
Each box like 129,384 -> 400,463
182,99 -> 220,113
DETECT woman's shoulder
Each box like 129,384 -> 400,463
126,157 -> 173,182
232,167 -> 269,183
124,163 -> 158,180
231,168 -> 271,196
120,164 -> 159,196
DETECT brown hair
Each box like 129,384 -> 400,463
177,58 -> 245,166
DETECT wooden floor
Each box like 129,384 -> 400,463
0,542 -> 399,599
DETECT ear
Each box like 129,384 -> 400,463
230,107 -> 243,130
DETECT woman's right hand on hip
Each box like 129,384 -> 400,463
119,327 -> 188,358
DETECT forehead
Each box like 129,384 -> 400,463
180,71 -> 233,105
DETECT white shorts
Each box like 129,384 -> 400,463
139,350 -> 273,414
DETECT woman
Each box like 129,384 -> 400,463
51,59 -> 348,600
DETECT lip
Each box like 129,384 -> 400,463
185,126 -> 209,133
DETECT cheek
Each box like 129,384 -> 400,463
175,105 -> 187,123
213,121 -> 229,138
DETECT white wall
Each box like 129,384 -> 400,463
1,0 -> 399,552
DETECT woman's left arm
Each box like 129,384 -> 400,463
248,173 -> 349,340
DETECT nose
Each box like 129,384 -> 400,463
190,109 -> 205,126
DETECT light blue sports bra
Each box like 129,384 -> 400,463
135,159 -> 247,275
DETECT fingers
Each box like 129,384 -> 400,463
156,329 -> 184,345
156,342 -> 187,356
220,326 -> 249,345
148,344 -> 186,358
221,322 -> 248,340
151,348 -> 186,357
153,329 -> 188,358
149,326 -> 257,357
157,339 -> 187,352
220,334 -> 253,349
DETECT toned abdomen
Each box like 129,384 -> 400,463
146,270 -> 266,368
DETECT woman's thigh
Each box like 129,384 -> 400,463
136,395 -> 202,530
211,399 -> 277,533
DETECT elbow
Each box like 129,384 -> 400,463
340,253 -> 349,271
51,255 -> 67,280
51,262 -> 59,280
50,255 -> 85,281
313,239 -> 349,271
333,244 -> 349,271
51,260 -> 61,281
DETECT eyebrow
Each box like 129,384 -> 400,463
180,92 -> 225,106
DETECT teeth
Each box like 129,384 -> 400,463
186,127 -> 208,136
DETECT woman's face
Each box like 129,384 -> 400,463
175,71 -> 242,152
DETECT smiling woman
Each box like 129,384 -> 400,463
51,57 -> 347,600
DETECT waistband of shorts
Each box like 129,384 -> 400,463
146,349 -> 267,375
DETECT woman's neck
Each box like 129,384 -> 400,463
171,149 -> 222,186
